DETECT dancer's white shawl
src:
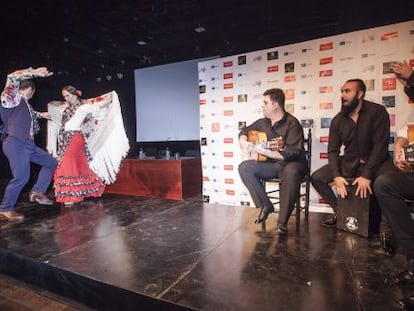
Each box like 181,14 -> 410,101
47,91 -> 130,184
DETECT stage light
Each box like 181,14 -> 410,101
96,77 -> 102,82
137,40 -> 147,46
194,25 -> 206,33
116,72 -> 123,79
106,74 -> 112,81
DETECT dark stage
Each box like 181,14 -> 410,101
0,180 -> 411,311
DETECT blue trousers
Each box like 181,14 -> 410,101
0,136 -> 57,211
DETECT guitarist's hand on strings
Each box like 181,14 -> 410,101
256,145 -> 283,160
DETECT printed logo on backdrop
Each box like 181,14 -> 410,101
320,102 -> 333,110
253,55 -> 262,62
223,61 -> 233,67
301,47 -> 313,53
383,96 -> 395,108
320,57 -> 333,65
382,78 -> 396,91
320,136 -> 329,143
380,31 -> 398,40
224,73 -> 233,79
238,56 -> 247,65
319,42 -> 334,51
285,89 -> 295,100
267,51 -> 278,60
319,70 -> 333,77
285,62 -> 294,73
362,65 -> 375,73
339,40 -> 352,46
321,117 -> 332,129
301,119 -> 314,128
237,94 -> 248,103
361,34 -> 376,43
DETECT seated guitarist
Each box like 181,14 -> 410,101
238,88 -> 306,235
374,61 -> 414,309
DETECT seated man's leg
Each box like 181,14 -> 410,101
374,171 -> 414,284
278,161 -> 306,233
238,160 -> 281,221
310,164 -> 337,225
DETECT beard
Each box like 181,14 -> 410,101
341,95 -> 359,115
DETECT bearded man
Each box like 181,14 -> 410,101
311,79 -> 396,228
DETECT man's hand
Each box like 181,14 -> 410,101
38,112 -> 52,120
353,176 -> 372,199
391,61 -> 413,85
334,176 -> 349,199
33,67 -> 53,78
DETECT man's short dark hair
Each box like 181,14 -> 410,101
346,79 -> 366,98
19,79 -> 35,91
263,88 -> 285,110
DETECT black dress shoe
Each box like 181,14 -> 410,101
322,214 -> 337,226
380,232 -> 395,257
29,191 -> 53,205
0,211 -> 24,222
255,205 -> 274,224
394,271 -> 414,285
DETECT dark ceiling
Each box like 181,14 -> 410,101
1,0 -> 413,82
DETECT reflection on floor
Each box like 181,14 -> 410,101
0,184 -> 411,310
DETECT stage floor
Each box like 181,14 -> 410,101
0,183 -> 410,310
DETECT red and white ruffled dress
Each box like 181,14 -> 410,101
54,102 -> 105,204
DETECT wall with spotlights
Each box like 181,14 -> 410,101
198,20 -> 414,209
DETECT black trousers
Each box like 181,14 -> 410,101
238,159 -> 305,226
374,171 -> 414,258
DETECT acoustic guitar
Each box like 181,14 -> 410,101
243,130 -> 284,161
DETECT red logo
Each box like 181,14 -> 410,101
319,69 -> 333,77
199,99 -> 207,105
224,83 -> 233,89
320,42 -> 333,51
380,31 -> 398,40
223,61 -> 233,67
320,57 -> 333,65
320,136 -> 329,143
202,176 -> 210,181
285,89 -> 295,100
224,178 -> 234,184
223,110 -> 233,116
226,189 -> 235,195
320,152 -> 328,159
223,137 -> 233,143
382,78 -> 396,91
267,65 -> 279,72
319,86 -> 333,93
284,75 -> 296,82
224,165 -> 234,171
211,123 -> 220,132
223,152 -> 233,158
223,73 -> 233,79
224,96 -> 234,102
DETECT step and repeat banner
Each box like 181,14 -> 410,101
199,20 -> 414,209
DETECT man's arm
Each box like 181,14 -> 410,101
1,67 -> 53,108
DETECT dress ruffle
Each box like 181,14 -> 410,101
54,133 -> 105,203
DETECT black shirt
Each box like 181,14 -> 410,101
405,72 -> 414,102
239,112 -> 305,162
328,100 -> 390,180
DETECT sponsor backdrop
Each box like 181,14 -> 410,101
198,20 -> 414,210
